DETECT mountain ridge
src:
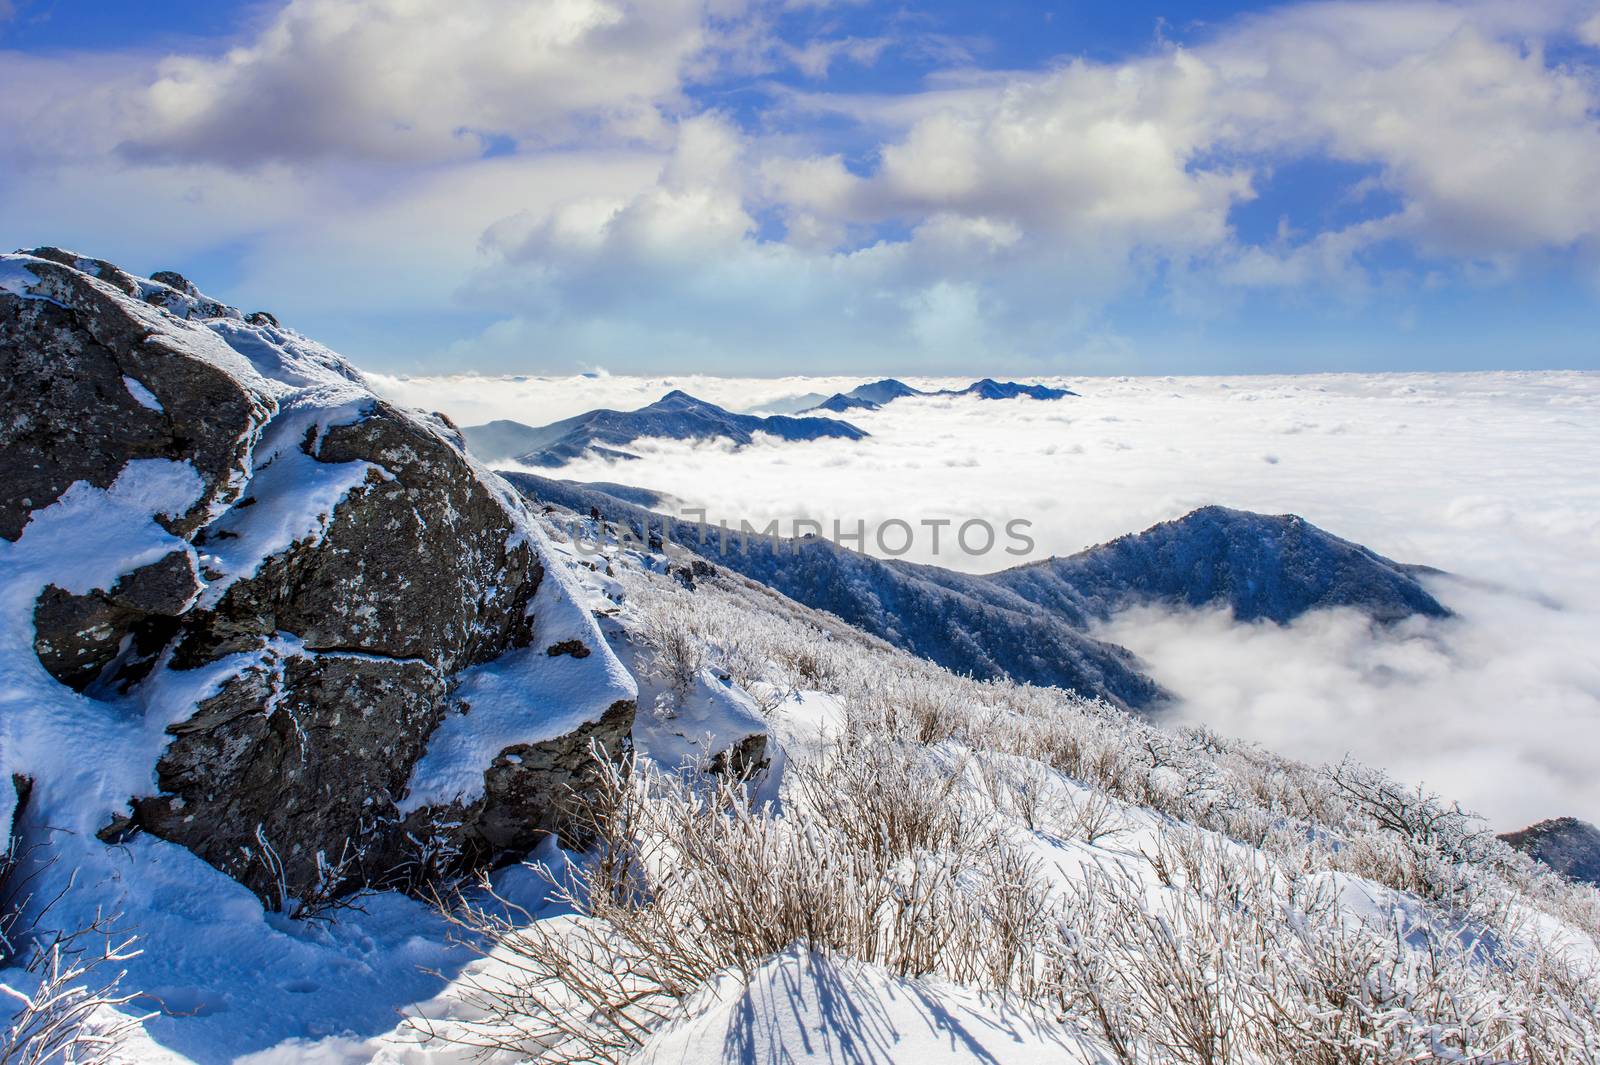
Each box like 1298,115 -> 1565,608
504,474 -> 1451,708
463,390 -> 866,466
798,376 -> 1076,414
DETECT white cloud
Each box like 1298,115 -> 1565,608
1582,11 -> 1600,46
439,0 -> 1600,368
782,35 -> 889,79
1207,5 -> 1600,256
122,0 -> 720,166
1100,590 -> 1600,836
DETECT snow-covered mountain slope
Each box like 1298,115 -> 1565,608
462,390 -> 866,467
0,248 -> 634,914
503,475 -> 1448,708
3,254 -> 1594,1064
321,507 -> 1599,1065
6,470 -> 1598,1063
506,472 -> 1163,706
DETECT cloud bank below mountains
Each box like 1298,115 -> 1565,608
373,368 -> 1600,829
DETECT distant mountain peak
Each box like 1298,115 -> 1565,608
1500,817 -> 1600,886
952,378 -> 1076,400
505,477 -> 1450,709
799,376 -> 1073,414
997,506 -> 1449,625
463,390 -> 866,467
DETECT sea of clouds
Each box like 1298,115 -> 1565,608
371,369 -> 1600,831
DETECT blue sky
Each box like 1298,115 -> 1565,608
2,0 -> 1598,375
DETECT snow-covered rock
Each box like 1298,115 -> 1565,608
0,249 -> 636,903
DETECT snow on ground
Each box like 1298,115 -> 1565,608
632,947 -> 1105,1065
369,370 -> 1600,829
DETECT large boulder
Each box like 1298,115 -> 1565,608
0,249 -> 636,906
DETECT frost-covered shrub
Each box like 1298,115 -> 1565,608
0,925 -> 145,1065
429,748 -> 1056,1062
630,586 -> 707,698
1,845 -> 145,1065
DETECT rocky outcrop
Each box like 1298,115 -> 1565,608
0,250 -> 268,544
1500,817 -> 1600,887
1,250 -> 635,906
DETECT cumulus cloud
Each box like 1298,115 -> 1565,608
120,0 -> 719,165
839,51 -> 1250,250
430,0 -> 1600,367
1206,3 -> 1600,257
766,1 -> 1600,268
369,369 -> 1600,827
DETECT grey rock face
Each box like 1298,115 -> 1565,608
136,653 -> 449,896
173,403 -> 547,672
33,550 -> 200,689
458,697 -> 634,861
1500,818 -> 1600,887
708,732 -> 770,780
1,251 -> 635,905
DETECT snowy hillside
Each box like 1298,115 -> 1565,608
502,474 -> 1449,709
